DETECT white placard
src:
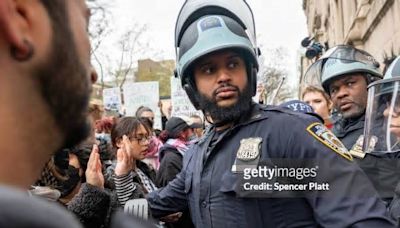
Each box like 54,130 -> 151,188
123,81 -> 162,130
103,87 -> 122,111
170,77 -> 203,119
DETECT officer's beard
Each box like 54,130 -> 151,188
195,83 -> 253,125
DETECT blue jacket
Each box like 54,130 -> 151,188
147,103 -> 395,227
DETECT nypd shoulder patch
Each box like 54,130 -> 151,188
306,122 -> 353,161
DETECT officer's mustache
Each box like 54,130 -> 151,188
212,83 -> 240,98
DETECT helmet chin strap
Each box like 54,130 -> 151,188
183,77 -> 200,110
248,63 -> 257,97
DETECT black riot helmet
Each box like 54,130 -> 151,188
174,0 -> 260,109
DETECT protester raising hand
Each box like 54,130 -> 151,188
85,144 -> 104,189
114,135 -> 134,176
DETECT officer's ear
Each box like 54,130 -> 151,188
0,0 -> 37,61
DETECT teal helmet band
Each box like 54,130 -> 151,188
176,15 -> 259,109
321,58 -> 382,93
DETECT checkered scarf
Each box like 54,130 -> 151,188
165,138 -> 190,156
135,168 -> 157,194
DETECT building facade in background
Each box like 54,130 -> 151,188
300,0 -> 400,89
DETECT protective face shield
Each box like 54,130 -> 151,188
303,45 -> 382,94
363,56 -> 400,154
175,0 -> 260,109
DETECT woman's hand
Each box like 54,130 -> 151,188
114,135 -> 134,176
85,144 -> 105,189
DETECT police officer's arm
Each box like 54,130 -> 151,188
146,150 -> 192,218
288,119 -> 396,227
146,168 -> 188,218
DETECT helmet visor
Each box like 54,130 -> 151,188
320,45 -> 380,67
303,60 -> 323,88
364,79 -> 400,154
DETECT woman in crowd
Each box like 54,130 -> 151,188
111,117 -> 157,207
136,106 -> 163,170
302,85 -> 333,129
33,142 -> 117,228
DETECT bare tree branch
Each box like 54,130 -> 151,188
258,47 -> 294,104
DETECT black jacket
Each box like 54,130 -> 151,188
332,114 -> 365,150
68,183 -> 119,228
155,144 -> 195,228
156,145 -> 183,188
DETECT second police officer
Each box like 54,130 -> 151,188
362,56 -> 400,224
305,46 -> 400,204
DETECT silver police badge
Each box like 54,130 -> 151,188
350,135 -> 378,159
236,137 -> 262,161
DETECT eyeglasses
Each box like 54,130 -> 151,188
129,135 -> 152,145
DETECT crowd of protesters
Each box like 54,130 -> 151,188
30,103 -> 201,227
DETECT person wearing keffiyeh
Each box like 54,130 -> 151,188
155,116 -> 200,228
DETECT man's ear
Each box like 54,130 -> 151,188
0,0 -> 36,60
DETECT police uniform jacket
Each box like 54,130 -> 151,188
147,103 -> 395,228
332,114 -> 365,150
333,114 -> 400,203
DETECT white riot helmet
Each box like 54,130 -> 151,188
174,0 -> 260,109
304,45 -> 382,94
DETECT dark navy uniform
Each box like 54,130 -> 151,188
147,103 -> 395,227
333,114 -> 400,203
332,114 -> 365,150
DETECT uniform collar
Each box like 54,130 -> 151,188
196,103 -> 268,146
334,113 -> 365,135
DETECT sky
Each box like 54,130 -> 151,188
93,0 -> 308,88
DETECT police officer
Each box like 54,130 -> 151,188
304,45 -> 383,150
305,46 -> 400,204
363,56 -> 400,224
145,1 -> 395,227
